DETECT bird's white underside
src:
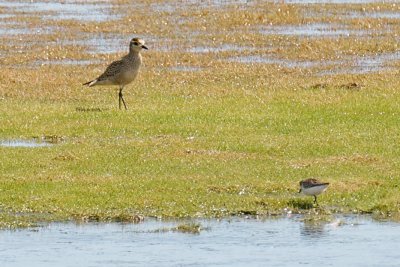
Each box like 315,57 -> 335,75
301,184 -> 329,196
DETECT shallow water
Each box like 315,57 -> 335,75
1,216 -> 400,267
0,139 -> 52,148
188,44 -> 256,53
348,11 -> 400,19
228,51 -> 400,74
260,23 -> 372,37
168,66 -> 203,72
35,59 -> 104,66
66,34 -> 160,54
0,23 -> 54,36
228,55 -> 330,68
0,1 -> 115,21
67,35 -> 126,54
1,1 -> 399,75
319,52 -> 400,75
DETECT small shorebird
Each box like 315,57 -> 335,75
299,178 -> 329,204
83,37 -> 148,110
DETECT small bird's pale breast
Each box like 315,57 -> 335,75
301,184 -> 329,196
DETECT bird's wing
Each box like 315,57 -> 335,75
96,59 -> 125,82
309,178 -> 329,186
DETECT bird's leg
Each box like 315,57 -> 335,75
119,86 -> 127,110
121,95 -> 127,110
313,195 -> 318,205
118,87 -> 122,109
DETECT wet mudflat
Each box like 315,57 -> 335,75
1,0 -> 399,74
1,215 -> 399,267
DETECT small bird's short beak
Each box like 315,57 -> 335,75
142,45 -> 148,50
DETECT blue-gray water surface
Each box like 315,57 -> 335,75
1,216 -> 399,267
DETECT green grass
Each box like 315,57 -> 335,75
1,73 -> 400,227
1,0 -> 400,227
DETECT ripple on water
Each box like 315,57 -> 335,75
0,216 -> 399,266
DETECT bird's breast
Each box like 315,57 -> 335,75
118,54 -> 142,85
301,184 -> 329,196
120,68 -> 139,84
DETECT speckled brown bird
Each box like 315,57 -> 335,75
83,38 -> 148,110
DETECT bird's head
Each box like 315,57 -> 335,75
129,38 -> 148,52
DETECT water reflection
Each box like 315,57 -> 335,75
0,216 -> 399,266
300,220 -> 326,239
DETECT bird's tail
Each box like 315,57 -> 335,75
82,79 -> 97,87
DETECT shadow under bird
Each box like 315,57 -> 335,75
83,38 -> 148,110
299,178 -> 329,204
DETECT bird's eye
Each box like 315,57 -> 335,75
133,42 -> 139,45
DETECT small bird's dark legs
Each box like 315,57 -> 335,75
313,195 -> 318,205
119,87 -> 127,110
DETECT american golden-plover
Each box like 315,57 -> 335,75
299,178 -> 329,204
83,37 -> 148,110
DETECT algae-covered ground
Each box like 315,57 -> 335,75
0,0 -> 400,228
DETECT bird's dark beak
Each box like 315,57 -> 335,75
142,45 -> 148,50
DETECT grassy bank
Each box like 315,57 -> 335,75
1,67 -> 400,227
1,1 -> 400,228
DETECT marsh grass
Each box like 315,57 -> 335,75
1,0 -> 400,227
142,222 -> 206,234
173,223 -> 203,234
